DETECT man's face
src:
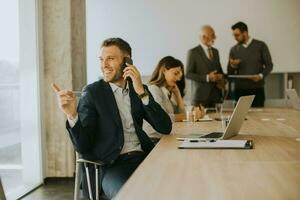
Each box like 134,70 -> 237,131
202,28 -> 216,47
99,46 -> 124,83
232,29 -> 246,44
206,29 -> 216,46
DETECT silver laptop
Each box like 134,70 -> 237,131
286,89 -> 300,111
177,95 -> 255,140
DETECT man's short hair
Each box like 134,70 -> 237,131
101,37 -> 132,57
231,22 -> 248,32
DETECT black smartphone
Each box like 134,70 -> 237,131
123,57 -> 133,82
123,57 -> 133,69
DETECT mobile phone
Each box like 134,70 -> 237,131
123,57 -> 133,69
123,57 -> 133,82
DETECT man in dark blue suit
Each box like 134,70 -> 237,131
52,38 -> 172,199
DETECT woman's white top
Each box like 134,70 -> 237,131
143,85 -> 180,139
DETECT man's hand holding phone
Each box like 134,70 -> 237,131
122,59 -> 145,95
51,83 -> 78,120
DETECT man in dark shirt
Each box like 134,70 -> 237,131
228,21 -> 273,107
52,38 -> 172,199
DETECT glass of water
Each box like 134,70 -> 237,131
215,103 -> 223,118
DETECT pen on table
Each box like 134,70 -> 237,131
189,139 -> 207,143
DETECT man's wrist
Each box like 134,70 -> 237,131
67,112 -> 78,120
68,114 -> 78,128
138,91 -> 148,99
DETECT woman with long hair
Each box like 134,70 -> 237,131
148,56 -> 186,115
143,56 -> 187,141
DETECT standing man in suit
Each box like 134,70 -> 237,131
228,21 -> 273,107
52,38 -> 172,199
186,25 -> 225,108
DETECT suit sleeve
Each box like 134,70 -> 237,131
66,87 -> 98,154
186,50 -> 208,83
142,86 -> 172,135
215,50 -> 224,74
261,42 -> 273,77
227,48 -> 238,75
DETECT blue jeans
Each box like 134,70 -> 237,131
101,151 -> 146,199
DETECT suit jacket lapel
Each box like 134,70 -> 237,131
128,80 -> 140,116
197,45 -> 217,71
128,81 -> 155,153
102,81 -> 123,128
197,45 -> 211,66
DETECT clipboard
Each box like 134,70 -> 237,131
227,75 -> 254,79
178,139 -> 253,149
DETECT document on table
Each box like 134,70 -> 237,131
178,139 -> 253,149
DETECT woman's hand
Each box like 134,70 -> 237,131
192,105 -> 205,119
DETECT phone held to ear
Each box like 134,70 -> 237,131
123,57 -> 133,82
123,57 -> 133,69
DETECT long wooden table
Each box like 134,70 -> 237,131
114,108 -> 300,200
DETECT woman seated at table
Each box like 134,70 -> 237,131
144,56 -> 203,140
148,56 -> 186,117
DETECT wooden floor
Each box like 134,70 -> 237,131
20,179 -> 82,200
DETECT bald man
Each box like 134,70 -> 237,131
186,25 -> 225,108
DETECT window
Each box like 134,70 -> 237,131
0,0 -> 43,199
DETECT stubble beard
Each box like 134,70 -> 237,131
104,66 -> 123,83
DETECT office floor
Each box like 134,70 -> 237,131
19,178 -> 111,200
20,178 -> 85,200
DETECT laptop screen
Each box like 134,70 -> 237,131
222,95 -> 255,139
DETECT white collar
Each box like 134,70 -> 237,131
200,42 -> 211,50
109,82 -> 129,94
243,37 -> 252,48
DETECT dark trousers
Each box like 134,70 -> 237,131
235,88 -> 265,107
82,151 -> 146,200
194,87 -> 223,108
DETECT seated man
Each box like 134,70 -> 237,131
52,38 -> 172,199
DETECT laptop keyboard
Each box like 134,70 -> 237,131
200,132 -> 223,138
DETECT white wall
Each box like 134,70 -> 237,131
86,0 -> 300,83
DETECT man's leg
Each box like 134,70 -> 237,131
102,152 -> 146,199
252,88 -> 265,107
234,88 -> 245,103
235,88 -> 265,107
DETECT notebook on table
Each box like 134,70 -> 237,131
178,139 -> 253,149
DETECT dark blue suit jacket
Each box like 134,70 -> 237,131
67,79 -> 172,163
